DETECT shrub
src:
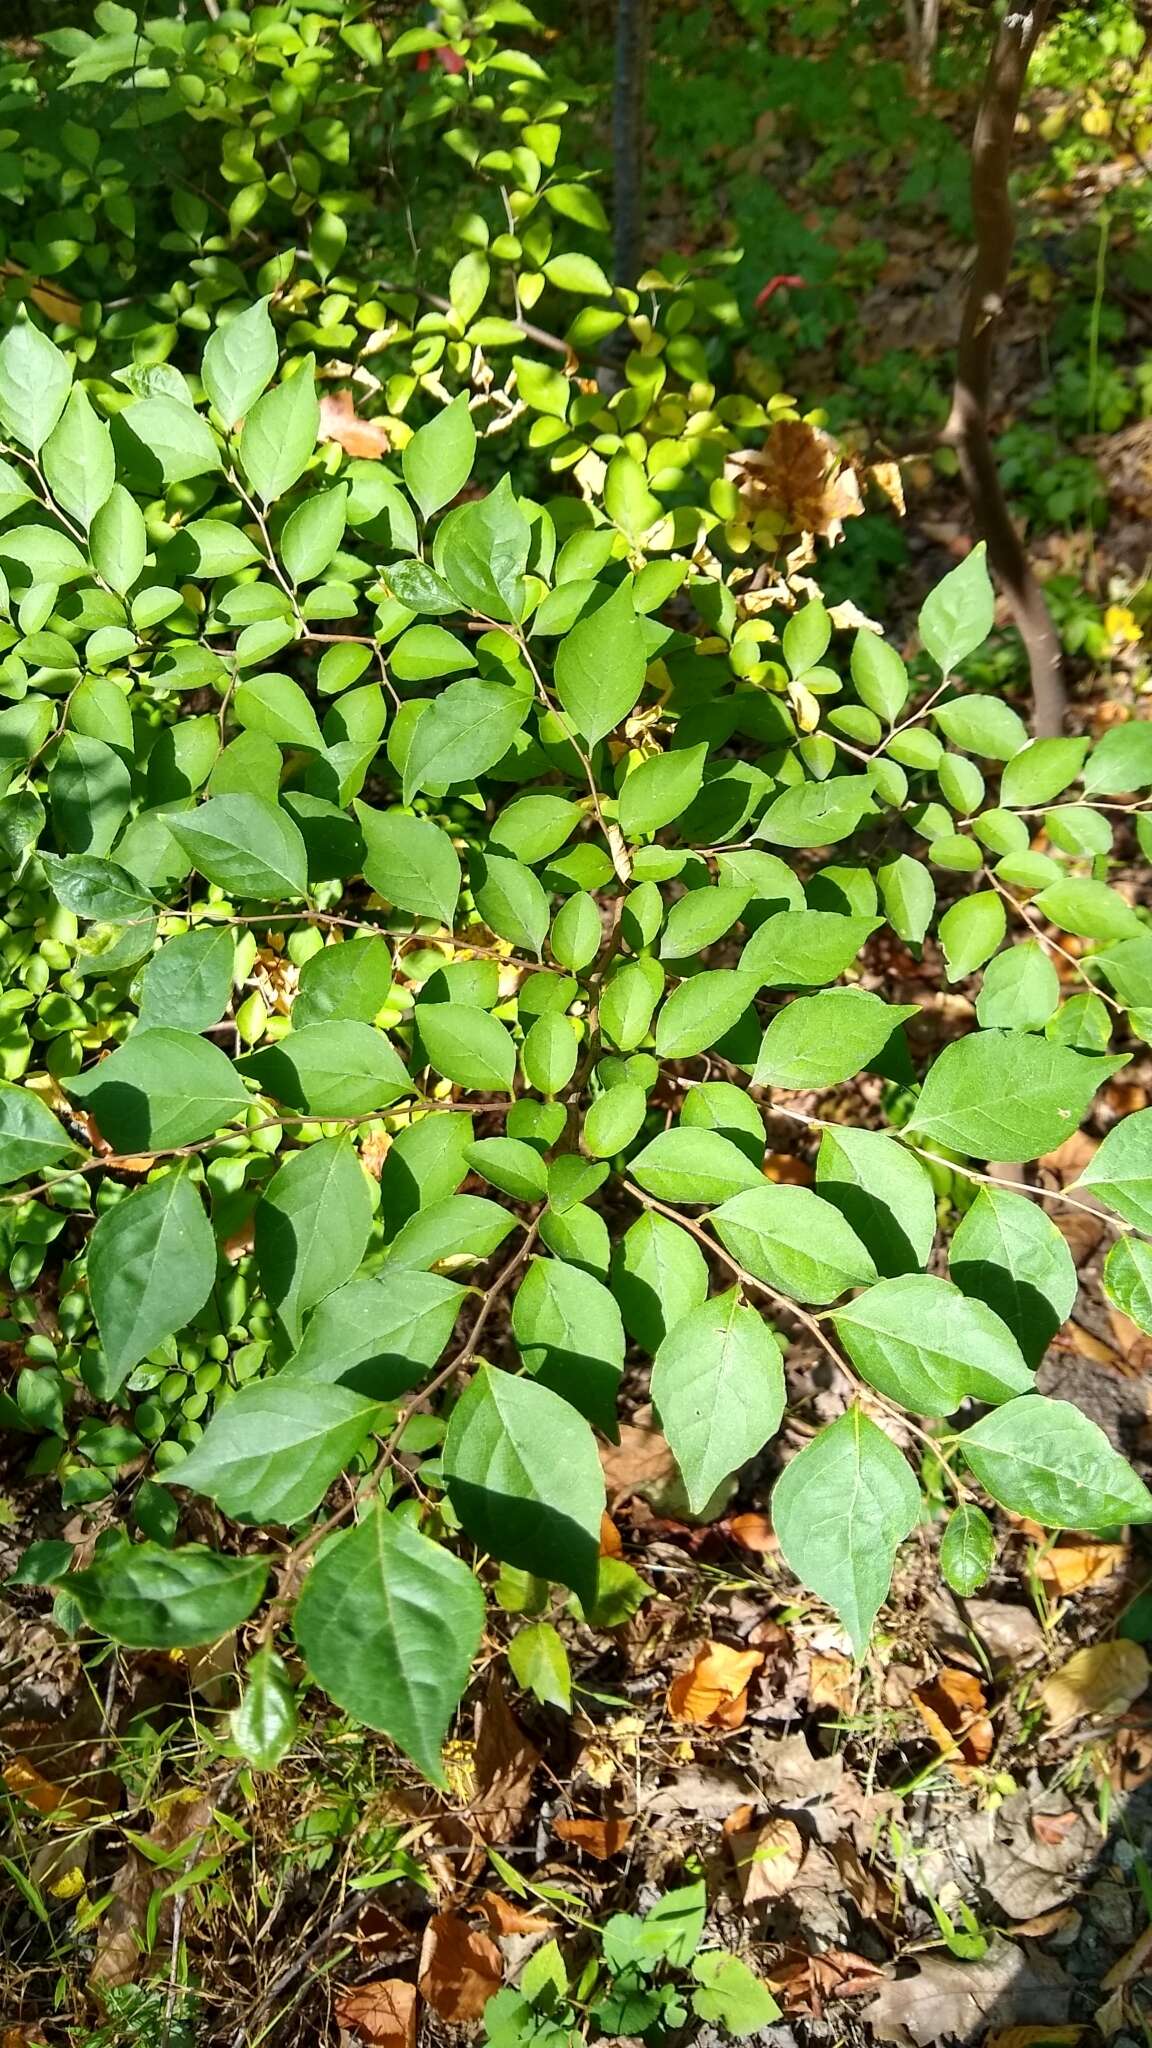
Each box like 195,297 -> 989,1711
2,2 -> 1152,1793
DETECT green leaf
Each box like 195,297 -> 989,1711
284,1270 -> 465,1398
659,887 -> 747,960
137,927 -> 235,1034
280,485 -> 347,585
240,1022 -> 412,1116
831,1273 -> 1032,1415
443,1363 -> 605,1607
1033,878 -> 1144,944
600,959 -> 663,1050
877,854 -> 936,946
655,970 -> 757,1059
522,1012 -> 578,1096
939,1505 -> 994,1597
180,518 -> 263,579
851,632 -> 908,723
121,395 -> 222,483
1000,737 -> 1091,808
554,582 -> 647,746
815,1125 -> 936,1277
88,483 -> 147,595
939,891 -> 1006,981
933,694 -> 1028,761
202,297 -> 278,430
1082,721 -> 1152,795
618,745 -> 707,838
417,1004 -> 516,1093
39,852 -> 156,925
294,937 -> 393,1031
386,1192 -> 516,1271
1073,1108 -> 1152,1230
88,1173 -> 217,1391
959,1395 -> 1152,1528
976,941 -> 1060,1032
918,544 -> 993,673
0,317 -> 72,453
69,1543 -> 267,1649
949,1186 -> 1076,1366
739,909 -> 880,987
433,476 -> 530,621
42,385 -> 114,528
690,1953 -> 781,2036
508,1620 -> 572,1712
906,1030 -> 1127,1163
255,1136 -> 375,1344
68,1028 -> 247,1150
402,394 -> 477,519
234,673 -> 324,752
239,360 -> 319,503
753,989 -> 917,1090
0,1082 -> 73,1186
473,852 -> 549,956
513,1256 -> 624,1433
403,680 -> 529,802
232,1649 -> 298,1770
1102,1236 -> 1152,1336
355,805 -> 460,926
490,794 -> 583,866
49,734 -> 131,855
653,1290 -> 784,1514
712,1184 -> 877,1304
583,1082 -> 647,1159
757,775 -> 875,848
165,794 -> 309,900
176,1379 -> 379,1523
772,1408 -> 920,1655
611,1210 -> 710,1355
630,1128 -> 763,1205
294,1504 -> 485,1784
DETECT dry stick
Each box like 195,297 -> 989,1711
942,0 -> 1066,739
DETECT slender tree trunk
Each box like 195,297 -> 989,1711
903,0 -> 940,89
942,1 -> 1067,737
612,0 -> 650,285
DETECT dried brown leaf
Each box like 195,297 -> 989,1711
469,1673 -> 539,1845
1035,1544 -> 1126,1595
418,1913 -> 502,2022
667,1642 -> 764,1728
318,389 -> 391,458
1039,1641 -> 1150,1732
913,1667 -> 994,1774
480,1892 -> 554,1937
867,1939 -> 1071,2046
728,1817 -> 805,1903
553,1816 -> 633,1859
334,1979 -> 418,2047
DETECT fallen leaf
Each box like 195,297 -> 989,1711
600,1415 -> 678,1500
90,1793 -> 212,1991
667,1642 -> 764,1728
318,389 -> 391,457
1039,1641 -> 1150,1732
418,1913 -> 502,2022
727,1817 -> 805,1903
480,1893 -> 553,1937
1031,1811 -> 1080,1848
1036,1544 -> 1126,1595
553,1816 -> 633,1859
600,1513 -> 623,1557
831,1839 -> 895,1921
469,1673 -> 539,1845
808,1651 -> 855,1711
1009,1908 -> 1081,1941
867,1939 -> 1071,2046
769,1945 -> 885,2016
334,1979 -> 418,2048
3,1758 -> 68,1818
913,1667 -> 994,1774
726,1512 -> 777,1552
1101,1921 -> 1152,1991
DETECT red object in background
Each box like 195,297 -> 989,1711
755,273 -> 807,312
416,45 -> 466,72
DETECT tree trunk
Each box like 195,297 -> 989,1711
612,0 -> 650,286
942,1 -> 1067,737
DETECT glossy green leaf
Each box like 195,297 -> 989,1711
653,1290 -> 784,1513
70,1543 -> 267,1649
255,1136 -> 375,1344
771,1409 -> 920,1655
68,1028 -> 248,1150
907,1030 -> 1127,1163
175,1379 -> 380,1522
832,1273 -> 1032,1415
88,1173 -> 217,1390
959,1395 -> 1152,1528
949,1185 -> 1076,1366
